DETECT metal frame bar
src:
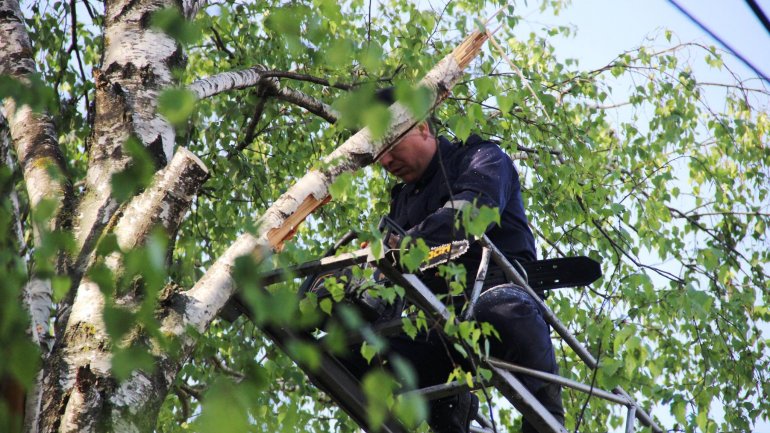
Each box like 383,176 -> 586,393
243,236 -> 663,433
241,310 -> 408,432
478,235 -> 662,433
487,359 -> 630,406
377,260 -> 568,433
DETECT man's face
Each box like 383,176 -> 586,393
379,123 -> 437,183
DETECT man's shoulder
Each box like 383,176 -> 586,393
456,134 -> 511,162
389,182 -> 405,198
464,133 -> 497,148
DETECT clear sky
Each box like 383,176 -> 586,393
510,1 -> 769,431
521,0 -> 770,84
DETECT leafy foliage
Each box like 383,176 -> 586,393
2,0 -> 769,432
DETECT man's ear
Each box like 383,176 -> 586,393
418,121 -> 430,137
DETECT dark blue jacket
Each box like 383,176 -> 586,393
388,134 -> 536,293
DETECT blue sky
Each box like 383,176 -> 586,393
525,0 -> 770,83
509,1 -> 769,431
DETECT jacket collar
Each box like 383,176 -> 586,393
410,134 -> 487,186
410,136 -> 454,188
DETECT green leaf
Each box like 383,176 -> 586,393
360,341 -> 378,363
394,393 -> 427,428
0,73 -> 57,113
95,233 -> 120,257
51,275 -> 71,303
158,88 -> 197,126
150,8 -> 201,45
496,94 -> 514,114
103,304 -> 135,340
361,42 -> 384,71
286,340 -> 321,371
462,205 -> 500,237
363,104 -> 392,140
395,83 -> 434,119
453,115 -> 472,141
401,317 -> 418,339
400,237 -> 428,272
362,370 -> 397,430
194,379 -> 252,433
319,298 -> 333,315
110,138 -> 156,203
112,346 -> 155,381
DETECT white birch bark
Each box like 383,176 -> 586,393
9,101 -> 62,347
1,0 -> 69,347
188,65 -> 269,99
188,66 -> 338,122
1,2 -> 73,430
0,0 -> 69,228
107,147 -> 208,277
73,0 -> 182,271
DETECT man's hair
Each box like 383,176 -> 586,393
375,87 -> 437,136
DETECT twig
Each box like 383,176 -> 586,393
485,27 -> 553,123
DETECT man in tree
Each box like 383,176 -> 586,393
372,89 -> 563,433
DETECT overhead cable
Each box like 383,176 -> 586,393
668,0 -> 770,84
745,0 -> 770,35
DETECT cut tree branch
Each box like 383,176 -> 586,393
106,147 -> 209,277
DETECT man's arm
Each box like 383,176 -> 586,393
404,142 -> 515,245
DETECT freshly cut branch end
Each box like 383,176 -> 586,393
451,31 -> 489,70
266,194 -> 332,250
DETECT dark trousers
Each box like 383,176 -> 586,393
341,284 -> 564,432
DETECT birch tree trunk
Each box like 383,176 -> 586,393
38,148 -> 207,432
2,0 -> 487,426
71,0 -> 181,276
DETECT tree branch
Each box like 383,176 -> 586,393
262,79 -> 339,124
261,70 -> 355,90
107,147 -> 209,277
189,67 -> 339,123
188,66 -> 271,99
230,91 -> 270,156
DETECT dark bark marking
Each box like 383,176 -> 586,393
75,365 -> 96,394
146,134 -> 168,168
112,0 -> 143,24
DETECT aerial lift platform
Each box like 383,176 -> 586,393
223,223 -> 663,433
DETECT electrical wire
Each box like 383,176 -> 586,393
668,0 -> 770,84
745,0 -> 770,35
